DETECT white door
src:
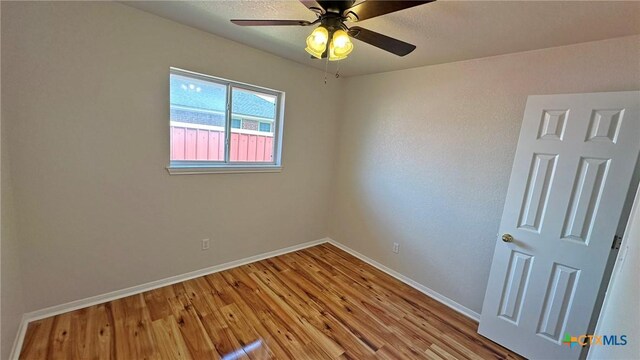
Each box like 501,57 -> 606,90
478,91 -> 640,359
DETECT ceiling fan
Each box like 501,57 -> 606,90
231,0 -> 434,61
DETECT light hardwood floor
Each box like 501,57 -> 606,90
20,244 -> 524,359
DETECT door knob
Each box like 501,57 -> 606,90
502,234 -> 514,243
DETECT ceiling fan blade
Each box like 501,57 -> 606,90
344,1 -> 434,22
299,0 -> 325,14
348,26 -> 416,56
230,19 -> 312,26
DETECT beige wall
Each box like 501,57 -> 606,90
1,1 -> 341,312
1,0 -> 26,354
1,129 -> 24,360
328,35 -> 640,313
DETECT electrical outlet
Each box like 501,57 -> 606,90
392,242 -> 400,254
201,239 -> 210,250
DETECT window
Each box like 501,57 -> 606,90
259,122 -> 272,133
168,68 -> 284,174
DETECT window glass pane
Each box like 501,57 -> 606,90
231,118 -> 241,129
170,73 -> 227,161
259,122 -> 272,133
230,87 -> 277,163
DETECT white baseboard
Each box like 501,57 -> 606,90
327,238 -> 481,322
9,237 -> 328,360
8,315 -> 29,360
10,236 -> 481,359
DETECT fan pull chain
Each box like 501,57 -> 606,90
335,62 -> 341,79
323,55 -> 330,84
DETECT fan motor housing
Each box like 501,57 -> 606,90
320,13 -> 348,33
317,0 -> 356,14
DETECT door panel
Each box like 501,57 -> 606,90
586,110 -> 623,143
498,251 -> 533,324
518,153 -> 558,232
562,157 -> 610,244
538,109 -> 568,141
537,263 -> 579,343
479,91 -> 640,359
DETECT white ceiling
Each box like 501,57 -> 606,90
124,1 -> 640,77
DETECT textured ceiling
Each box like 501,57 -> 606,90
124,1 -> 640,77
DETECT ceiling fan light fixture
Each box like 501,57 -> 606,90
332,29 -> 350,48
328,29 -> 353,61
305,26 -> 329,58
232,0 -> 429,59
328,43 -> 347,61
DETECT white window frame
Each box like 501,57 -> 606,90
167,67 -> 285,175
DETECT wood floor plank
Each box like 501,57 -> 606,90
219,303 -> 274,359
218,269 -> 299,359
425,348 -> 446,360
248,269 -> 345,358
375,344 -> 411,360
19,317 -> 55,360
294,259 -> 431,358
76,304 -> 114,360
47,312 -> 72,359
69,308 -> 89,359
278,266 -> 388,353
251,266 -> 374,359
111,294 -> 160,359
430,344 -> 460,360
143,286 -> 176,321
199,310 -> 250,359
167,295 -> 219,359
19,245 -> 524,360
151,316 -> 193,360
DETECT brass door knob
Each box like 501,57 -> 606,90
502,234 -> 514,243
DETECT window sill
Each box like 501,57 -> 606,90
166,165 -> 282,175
